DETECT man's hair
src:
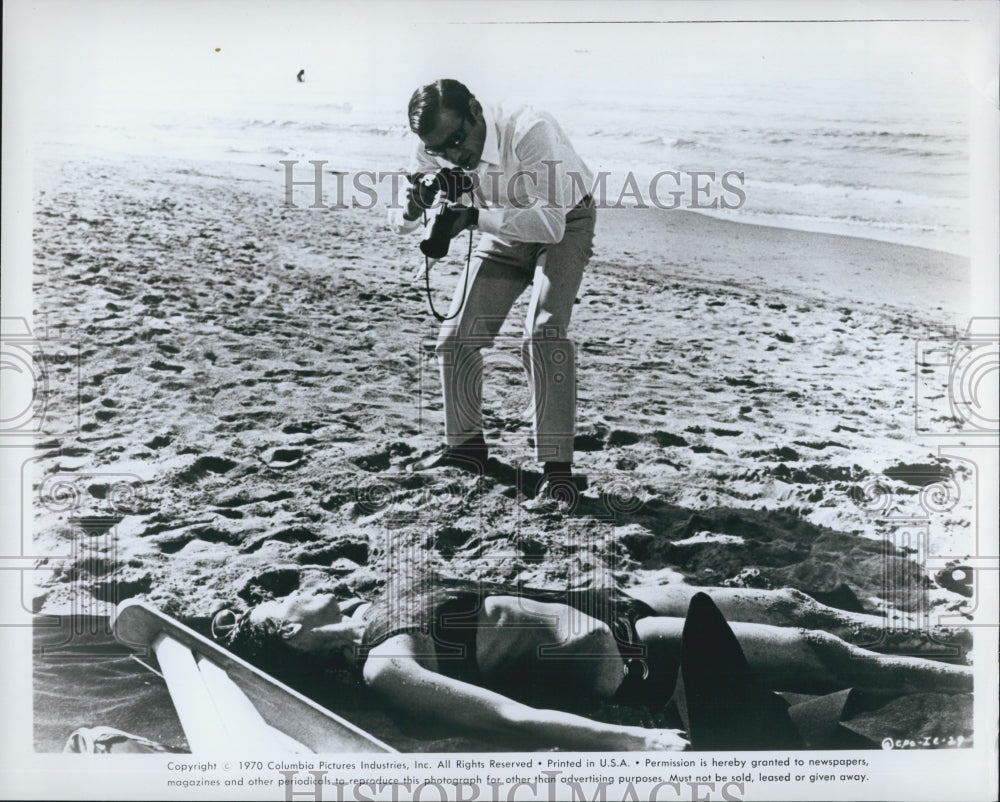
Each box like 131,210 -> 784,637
408,79 -> 474,136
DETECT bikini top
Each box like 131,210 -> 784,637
360,584 -> 655,681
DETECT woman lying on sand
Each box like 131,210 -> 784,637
211,580 -> 971,752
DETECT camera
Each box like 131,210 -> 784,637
418,168 -> 476,259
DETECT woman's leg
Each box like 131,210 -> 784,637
627,584 -> 966,655
636,614 -> 973,696
629,585 -> 882,632
772,627 -> 974,695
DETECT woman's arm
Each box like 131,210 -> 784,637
362,633 -> 687,752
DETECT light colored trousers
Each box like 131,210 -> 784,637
436,201 -> 596,463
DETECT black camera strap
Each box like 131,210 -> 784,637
421,206 -> 475,323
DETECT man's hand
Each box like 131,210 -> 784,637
417,204 -> 479,260
402,172 -> 442,221
441,204 -> 479,238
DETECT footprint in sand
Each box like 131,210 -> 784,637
264,448 -> 305,469
291,538 -> 370,568
432,526 -> 476,559
238,568 -> 302,604
652,431 -> 689,447
212,488 -> 294,508
573,422 -> 610,451
607,430 -> 642,447
240,526 -> 319,554
518,536 -> 547,564
149,359 -> 184,373
91,572 -> 153,603
710,427 -> 742,437
152,530 -> 206,554
351,451 -> 392,472
793,439 -> 849,451
176,455 -> 239,484
282,421 -> 324,435
750,445 -> 800,462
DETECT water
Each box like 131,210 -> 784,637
557,87 -> 968,255
34,74 -> 969,256
33,617 -> 187,753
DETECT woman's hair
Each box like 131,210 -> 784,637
407,79 -> 474,136
211,606 -> 301,678
211,604 -> 358,680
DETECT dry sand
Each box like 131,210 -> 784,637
29,153 -> 976,748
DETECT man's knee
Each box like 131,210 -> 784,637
437,310 -> 510,354
436,329 -> 498,369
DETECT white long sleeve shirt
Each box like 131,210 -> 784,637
388,103 -> 593,245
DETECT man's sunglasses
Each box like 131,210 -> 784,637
424,116 -> 470,158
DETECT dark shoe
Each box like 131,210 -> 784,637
522,472 -> 588,512
679,592 -> 804,751
408,434 -> 488,474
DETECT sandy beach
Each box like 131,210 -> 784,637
29,152 -> 975,750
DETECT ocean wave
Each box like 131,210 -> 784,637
241,118 -> 323,129
753,126 -> 956,144
704,207 -> 968,254
812,129 -> 960,150
237,113 -> 399,128
312,102 -> 354,112
744,177 -> 964,204
833,143 -> 960,159
826,129 -> 950,140
584,132 -> 699,149
738,134 -> 960,160
233,119 -> 411,142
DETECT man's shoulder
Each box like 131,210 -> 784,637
494,102 -> 558,140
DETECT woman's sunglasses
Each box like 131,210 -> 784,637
210,607 -> 251,644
